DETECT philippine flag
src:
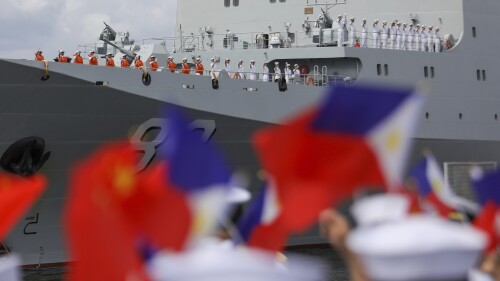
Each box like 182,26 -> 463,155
235,182 -> 284,250
251,84 -> 425,249
161,106 -> 232,243
409,154 -> 458,217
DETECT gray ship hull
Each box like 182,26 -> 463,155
1,55 -> 499,265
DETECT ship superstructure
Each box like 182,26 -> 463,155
0,0 -> 499,266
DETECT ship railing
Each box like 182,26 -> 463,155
173,30 -> 455,53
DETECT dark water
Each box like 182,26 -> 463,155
22,247 -> 348,281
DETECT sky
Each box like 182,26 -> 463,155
0,0 -> 178,59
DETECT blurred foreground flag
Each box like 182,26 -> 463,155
65,143 -> 191,281
409,154 -> 457,218
0,174 -> 46,242
161,107 -> 232,243
470,168 -> 500,252
235,183 -> 288,250
252,84 -> 424,247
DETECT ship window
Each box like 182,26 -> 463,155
424,66 -> 428,78
377,64 -> 382,76
224,0 -> 230,7
477,69 -> 481,81
270,0 -> 276,2
482,70 -> 486,81
233,0 -> 239,6
279,0 -> 286,2
472,27 -> 477,38
430,67 -> 435,78
384,64 -> 389,76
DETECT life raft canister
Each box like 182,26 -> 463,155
0,136 -> 51,177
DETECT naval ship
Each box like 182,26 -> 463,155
0,0 -> 498,266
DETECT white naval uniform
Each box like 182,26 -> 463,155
293,68 -> 301,84
396,26 -> 402,50
390,26 -> 397,49
238,64 -> 245,79
274,66 -> 281,82
401,27 -> 408,50
249,64 -> 256,80
381,25 -> 389,49
408,27 -> 415,51
284,67 -> 292,83
372,24 -> 380,48
225,63 -> 231,75
428,31 -> 434,52
421,30 -> 428,51
434,31 -> 441,53
349,22 -> 356,47
262,66 -> 269,82
361,23 -> 368,47
415,29 -> 421,51
337,17 -> 346,47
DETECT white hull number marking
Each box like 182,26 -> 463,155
130,118 -> 216,171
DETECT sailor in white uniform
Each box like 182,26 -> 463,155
396,22 -> 403,50
224,58 -> 232,75
360,19 -> 368,48
427,26 -> 434,52
381,21 -> 389,49
348,17 -> 356,47
408,23 -> 415,51
421,25 -> 428,51
262,62 -> 269,82
372,20 -> 380,48
293,64 -> 301,84
415,25 -> 421,51
401,23 -> 408,50
249,60 -> 256,80
284,63 -> 292,84
434,27 -> 442,53
273,62 -> 281,82
390,21 -> 397,49
237,59 -> 245,79
337,14 -> 346,47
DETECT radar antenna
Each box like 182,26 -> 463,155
306,0 -> 346,29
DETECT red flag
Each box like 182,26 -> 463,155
250,112 -> 386,251
473,202 -> 498,253
0,174 -> 46,242
65,143 -> 191,281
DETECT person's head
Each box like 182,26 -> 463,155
36,49 -> 42,54
90,50 -> 95,55
151,55 -> 156,61
107,53 -> 113,57
182,57 -> 187,62
167,56 -> 173,61
250,59 -> 255,64
59,50 -> 65,55
350,17 -> 355,22
136,55 -> 141,60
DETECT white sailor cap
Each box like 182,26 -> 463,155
210,57 -> 215,61
122,54 -> 127,57
362,18 -> 367,22
435,27 -> 440,31
250,59 -> 255,63
239,59 -> 243,62
383,21 -> 387,24
347,216 -> 486,281
421,25 -> 426,28
196,57 -> 201,61
90,50 -> 95,53
75,50 -> 81,54
151,55 -> 156,59
350,17 -> 355,20
136,55 -> 141,59
374,19 -> 379,23
286,63 -> 290,66
225,58 -> 230,61
402,22 -> 407,26
182,57 -> 187,61
397,22 -> 402,25
149,241 -> 325,281
275,62 -> 279,65
225,186 -> 251,204
294,64 -> 299,67
107,52 -> 113,56
59,50 -> 65,53
338,14 -> 342,18
350,194 -> 410,227
37,49 -> 42,53
429,26 -> 434,29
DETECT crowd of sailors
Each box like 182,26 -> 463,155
335,15 -> 447,52
34,49 -> 309,84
